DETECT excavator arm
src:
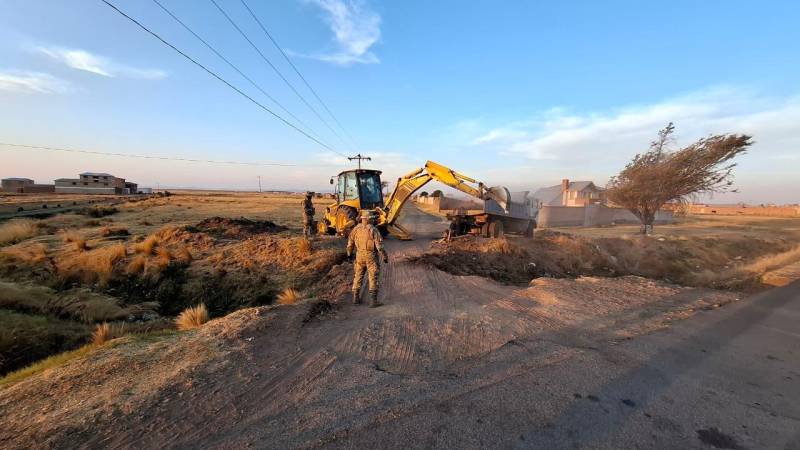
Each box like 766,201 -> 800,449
378,160 -> 510,239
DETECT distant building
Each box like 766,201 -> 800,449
533,179 -> 606,207
55,172 -> 137,194
1,177 -> 55,193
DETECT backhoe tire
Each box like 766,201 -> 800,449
335,206 -> 358,236
524,220 -> 536,238
480,223 -> 490,237
317,220 -> 333,235
488,220 -> 504,238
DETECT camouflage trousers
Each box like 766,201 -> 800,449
302,217 -> 313,237
352,254 -> 379,293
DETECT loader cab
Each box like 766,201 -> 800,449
330,169 -> 384,210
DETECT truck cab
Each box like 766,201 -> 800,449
332,169 -> 385,210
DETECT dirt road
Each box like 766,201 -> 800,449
2,207 -> 795,449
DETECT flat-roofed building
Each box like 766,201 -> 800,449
1,177 -> 55,193
55,172 -> 133,194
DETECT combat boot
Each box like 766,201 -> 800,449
352,290 -> 361,305
368,290 -> 383,308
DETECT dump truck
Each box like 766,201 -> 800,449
317,160 -> 537,240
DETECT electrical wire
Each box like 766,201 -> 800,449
208,0 -> 353,152
0,142 -> 339,167
99,0 -> 349,158
238,0 -> 362,152
150,0 -> 330,148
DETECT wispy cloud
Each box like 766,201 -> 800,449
297,0 -> 381,66
0,70 -> 71,94
36,46 -> 167,79
468,87 -> 800,163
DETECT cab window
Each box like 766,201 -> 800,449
343,172 -> 359,201
359,173 -> 382,204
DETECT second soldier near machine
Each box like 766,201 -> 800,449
347,210 -> 388,307
301,192 -> 315,238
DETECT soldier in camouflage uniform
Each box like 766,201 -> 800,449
301,191 -> 315,237
347,210 -> 388,307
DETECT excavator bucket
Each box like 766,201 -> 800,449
486,186 -> 511,212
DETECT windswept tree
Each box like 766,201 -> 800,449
606,123 -> 752,233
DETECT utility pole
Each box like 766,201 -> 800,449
257,175 -> 262,193
348,154 -> 371,169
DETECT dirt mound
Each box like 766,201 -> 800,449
191,217 -> 287,239
410,231 -> 797,290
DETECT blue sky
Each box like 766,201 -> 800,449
1,0 -> 798,203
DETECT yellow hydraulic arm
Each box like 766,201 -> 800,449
378,160 -> 510,239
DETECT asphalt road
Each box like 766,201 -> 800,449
528,281 -> 800,449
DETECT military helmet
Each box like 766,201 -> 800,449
305,191 -> 314,198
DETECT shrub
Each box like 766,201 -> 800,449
175,304 -> 209,330
61,230 -> 87,251
91,322 -> 131,345
133,235 -> 159,255
277,288 -> 302,305
0,219 -> 40,245
57,243 -> 127,285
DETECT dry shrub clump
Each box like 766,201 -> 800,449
61,230 -> 88,251
133,235 -> 159,255
0,219 -> 40,246
277,288 -> 302,305
175,304 -> 209,330
58,243 -> 127,285
0,243 -> 49,266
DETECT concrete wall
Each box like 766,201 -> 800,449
686,205 -> 800,217
55,186 -> 118,194
538,204 -> 673,228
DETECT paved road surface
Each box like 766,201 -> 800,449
511,279 -> 800,449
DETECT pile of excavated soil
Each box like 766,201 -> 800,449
190,217 -> 287,239
410,231 -> 797,290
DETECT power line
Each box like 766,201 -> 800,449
208,0 -> 353,152
0,142 -> 339,167
150,0 -> 330,148
99,0 -> 348,158
238,0 -> 362,152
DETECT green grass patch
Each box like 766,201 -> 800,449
0,344 -> 96,388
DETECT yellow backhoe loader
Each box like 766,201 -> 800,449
317,160 -> 537,240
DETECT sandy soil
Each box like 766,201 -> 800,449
0,211 -> 740,449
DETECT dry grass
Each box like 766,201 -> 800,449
0,281 -> 159,323
133,235 -> 159,255
277,288 -> 302,305
296,238 -> 312,255
61,230 -> 87,251
126,253 -> 147,274
57,243 -> 128,285
99,226 -> 129,237
175,304 -> 209,330
0,219 -> 40,246
0,243 -> 49,266
91,322 -> 129,345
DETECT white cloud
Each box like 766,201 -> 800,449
470,87 -> 800,164
0,70 -> 71,94
299,0 -> 381,65
37,47 -> 166,79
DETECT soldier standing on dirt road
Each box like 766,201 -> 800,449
347,210 -> 388,307
301,192 -> 315,237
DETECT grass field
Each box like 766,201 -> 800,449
1,190 -> 799,378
